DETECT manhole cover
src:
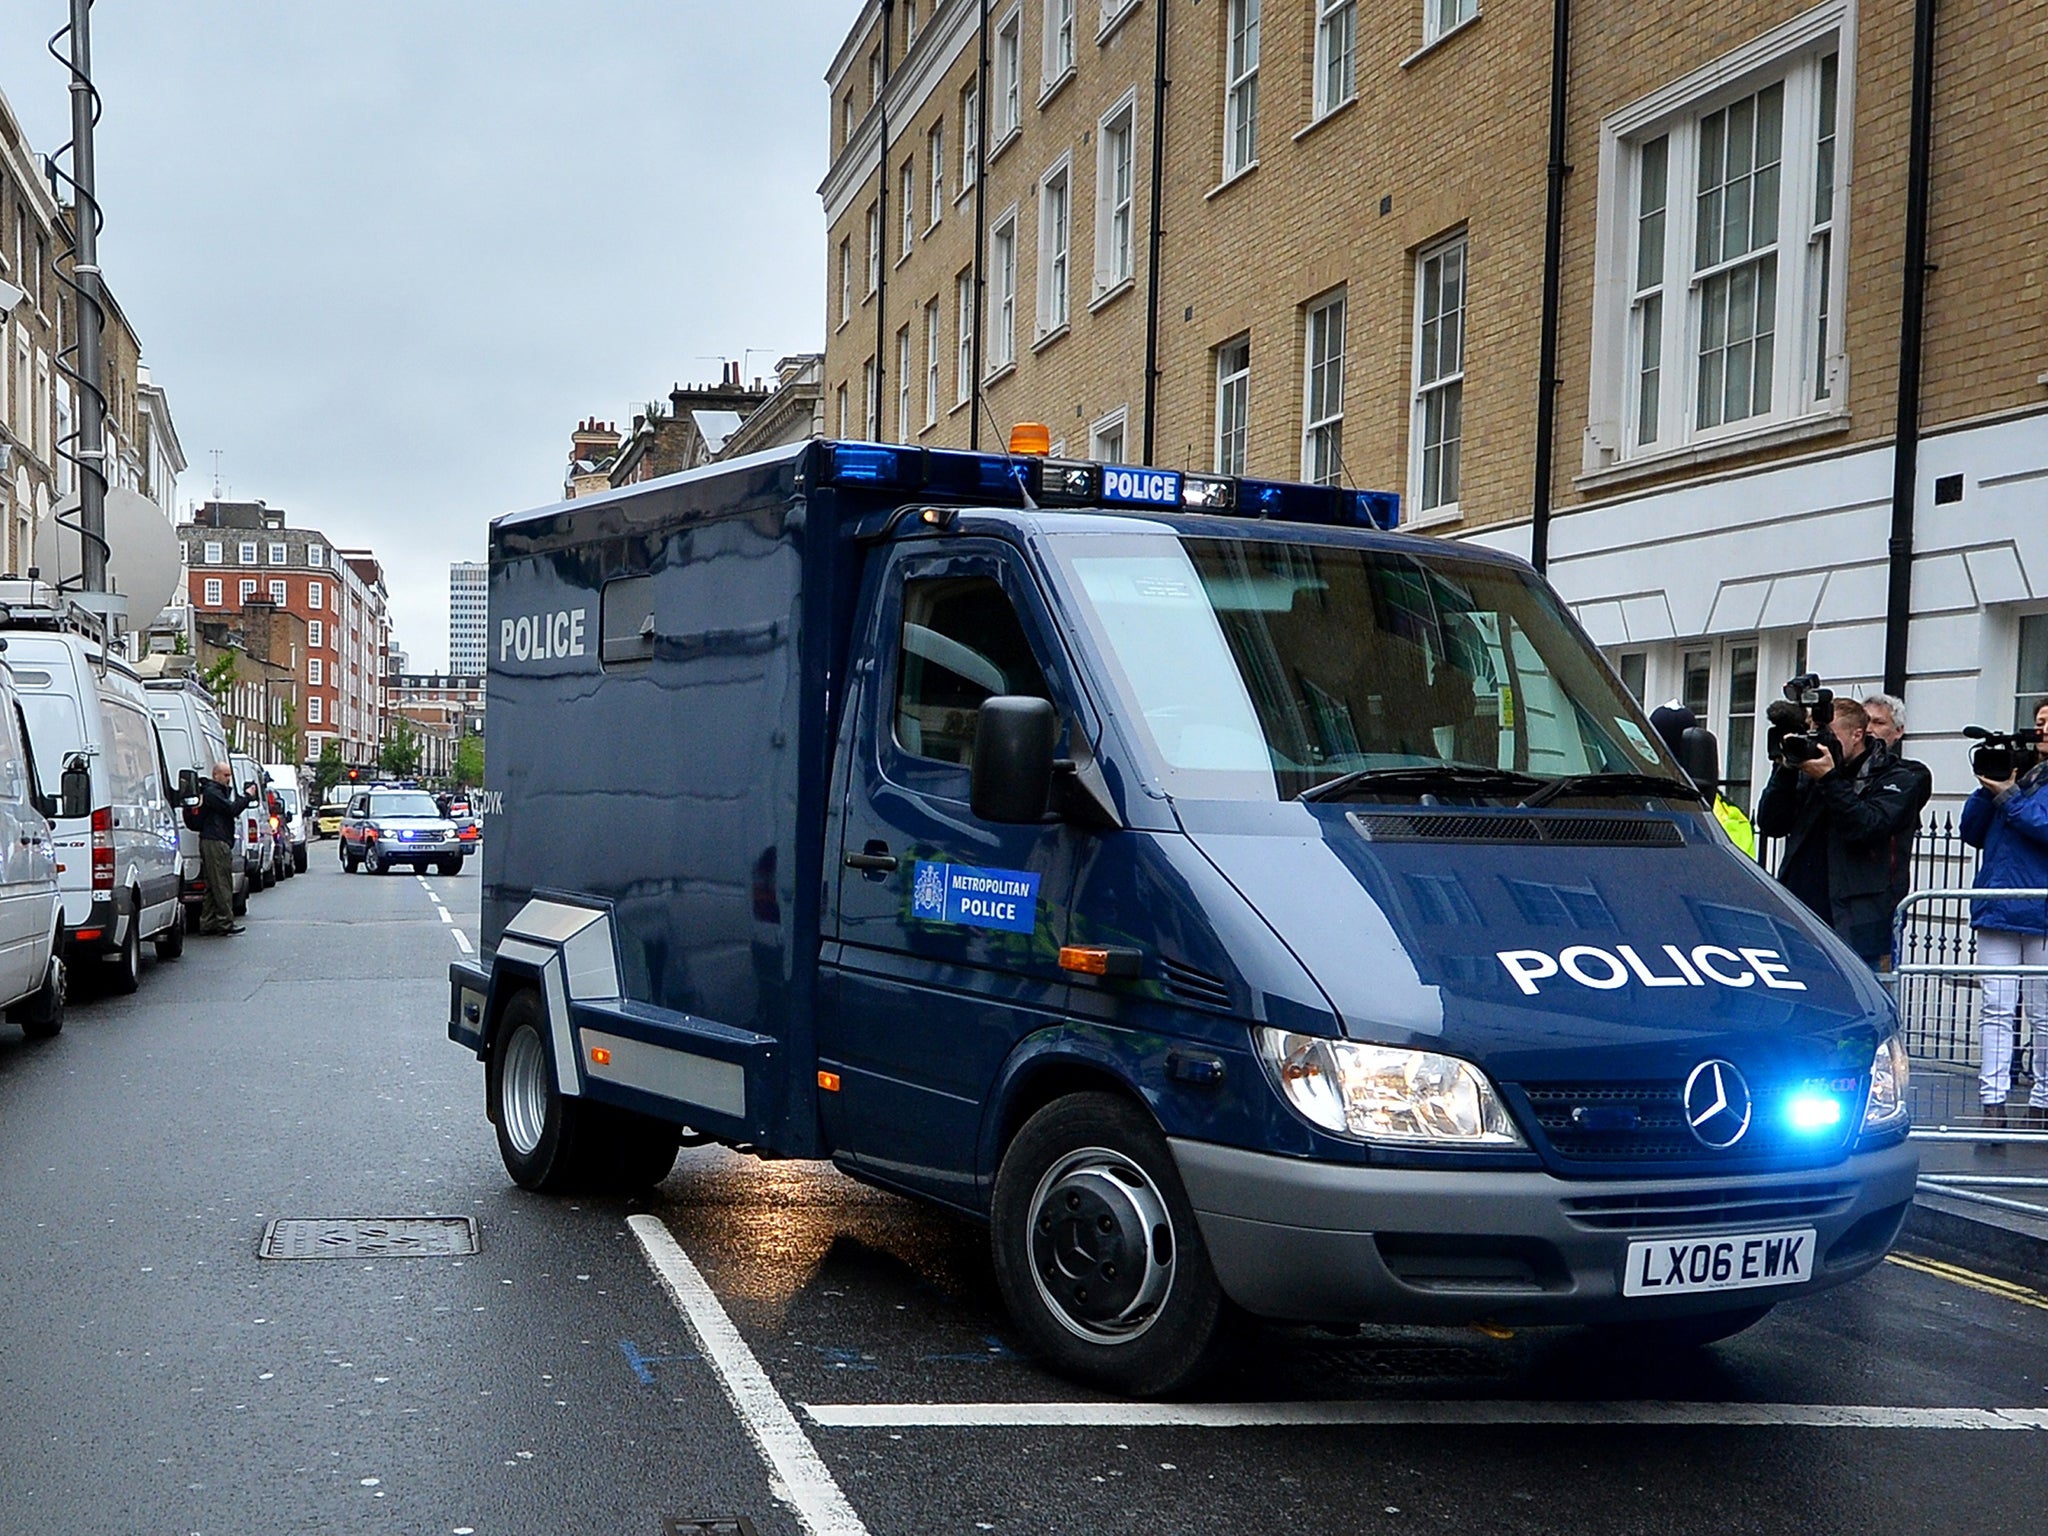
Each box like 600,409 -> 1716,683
258,1217 -> 480,1260
664,1521 -> 759,1536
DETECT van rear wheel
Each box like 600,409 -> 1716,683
8,953 -> 64,1039
154,916 -> 185,961
991,1092 -> 1223,1396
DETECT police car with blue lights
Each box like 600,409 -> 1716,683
449,433 -> 1916,1394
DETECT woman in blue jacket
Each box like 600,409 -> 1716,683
1960,699 -> 2048,1128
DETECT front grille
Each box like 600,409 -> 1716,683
1559,1180 -> 1858,1232
1159,957 -> 1232,1012
1518,1078 -> 1859,1164
1350,812 -> 1685,847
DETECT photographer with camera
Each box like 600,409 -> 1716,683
1959,699 -> 2048,1131
1754,681 -> 1925,965
1860,692 -> 1934,934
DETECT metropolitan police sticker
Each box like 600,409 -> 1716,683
909,861 -> 1042,934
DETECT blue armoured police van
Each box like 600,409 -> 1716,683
450,437 -> 1917,1394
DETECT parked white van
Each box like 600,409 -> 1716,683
141,658 -> 249,923
0,644 -> 64,1037
230,751 -> 277,890
5,592 -> 185,990
261,762 -> 308,873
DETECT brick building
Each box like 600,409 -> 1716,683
195,599 -> 307,761
822,0 -> 2048,807
389,673 -> 485,739
181,501 -> 389,768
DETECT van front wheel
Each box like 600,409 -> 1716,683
991,1092 -> 1223,1397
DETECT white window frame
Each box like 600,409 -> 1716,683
1224,0 -> 1261,179
928,121 -> 946,228
268,541 -> 288,564
1315,0 -> 1357,119
269,579 -> 288,605
239,579 -> 257,603
989,211 -> 1019,371
896,324 -> 913,441
1099,0 -> 1139,35
901,158 -> 916,257
309,619 -> 323,648
961,79 -> 981,191
1411,233 -> 1467,521
1043,0 -> 1076,91
1584,7 -> 1851,476
1036,157 -> 1072,338
837,382 -> 851,437
203,541 -> 222,564
203,578 -> 222,606
838,238 -> 852,324
866,202 -> 881,294
863,358 -> 879,439
309,657 -> 323,687
956,269 -> 977,403
239,541 -> 257,565
308,695 -> 322,725
994,8 -> 1023,145
1214,334 -> 1250,475
1094,94 -> 1137,296
309,580 -> 323,609
308,544 -> 325,567
1302,288 -> 1346,485
925,299 -> 942,428
1089,408 -> 1128,465
1424,0 -> 1478,47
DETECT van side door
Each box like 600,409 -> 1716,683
824,541 -> 1089,1206
0,697 -> 42,999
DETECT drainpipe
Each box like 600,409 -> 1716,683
1530,0 -> 1571,575
970,0 -> 990,448
1884,0 -> 1939,697
874,0 -> 894,440
1140,0 -> 1169,465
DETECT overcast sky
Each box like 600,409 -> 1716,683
0,2 -> 850,670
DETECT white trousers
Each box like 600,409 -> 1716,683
1977,928 -> 2048,1108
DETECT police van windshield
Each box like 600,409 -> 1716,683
369,792 -> 442,818
1050,532 -> 1677,803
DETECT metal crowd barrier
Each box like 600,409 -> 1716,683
1887,888 -> 2048,1214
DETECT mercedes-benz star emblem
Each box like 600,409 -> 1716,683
1683,1059 -> 1753,1149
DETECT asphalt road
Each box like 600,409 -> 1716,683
2,846 -> 2045,1536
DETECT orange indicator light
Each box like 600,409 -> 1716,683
817,1070 -> 842,1093
1059,946 -> 1111,975
589,1047 -> 612,1066
1008,421 -> 1052,456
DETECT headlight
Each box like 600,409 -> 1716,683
1255,1029 -> 1525,1146
1862,1031 -> 1911,1132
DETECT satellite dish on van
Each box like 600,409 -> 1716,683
40,486 -> 184,626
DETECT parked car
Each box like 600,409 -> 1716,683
7,591 -> 184,991
314,795 -> 349,839
230,752 -> 277,891
339,788 -> 465,875
142,659 -> 249,923
265,791 -> 294,878
262,762 -> 308,871
0,649 -> 64,1037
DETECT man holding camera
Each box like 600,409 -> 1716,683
1860,692 -> 1935,930
1755,696 -> 1925,965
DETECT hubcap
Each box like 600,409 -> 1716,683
499,1025 -> 550,1157
1027,1147 -> 1175,1345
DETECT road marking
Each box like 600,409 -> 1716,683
438,909 -> 453,924
628,1214 -> 869,1536
1888,1251 -> 2048,1312
452,929 -> 473,955
800,1400 -> 2048,1431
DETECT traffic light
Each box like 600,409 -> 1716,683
347,768 -> 359,782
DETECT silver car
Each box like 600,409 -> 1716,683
338,789 -> 467,876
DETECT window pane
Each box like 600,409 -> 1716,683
1636,293 -> 1662,442
2018,615 -> 2048,731
896,576 -> 1049,766
1682,649 -> 1711,720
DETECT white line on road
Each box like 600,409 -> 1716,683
801,1400 -> 2048,1432
437,909 -> 453,924
629,1215 -> 869,1536
451,929 -> 472,955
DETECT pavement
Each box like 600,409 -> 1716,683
1902,1063 -> 2048,1283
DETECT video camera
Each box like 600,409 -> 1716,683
1765,673 -> 1838,767
1964,724 -> 2044,782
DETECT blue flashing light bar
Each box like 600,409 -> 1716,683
820,440 -> 1398,530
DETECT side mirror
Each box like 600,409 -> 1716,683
178,768 -> 199,802
970,696 -> 1058,824
1676,725 -> 1721,801
60,756 -> 92,821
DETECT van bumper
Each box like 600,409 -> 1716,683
62,892 -> 127,957
1169,1136 -> 1920,1326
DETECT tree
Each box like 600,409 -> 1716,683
200,653 -> 238,705
311,740 -> 347,801
452,733 -> 484,790
272,695 -> 302,769
380,717 -> 423,780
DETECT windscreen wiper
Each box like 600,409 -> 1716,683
1519,772 -> 1707,808
1296,765 -> 1548,803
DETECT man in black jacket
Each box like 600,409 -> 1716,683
1756,697 -> 1924,964
195,762 -> 251,936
